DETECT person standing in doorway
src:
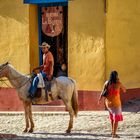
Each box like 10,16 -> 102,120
98,71 -> 126,138
29,42 -> 54,98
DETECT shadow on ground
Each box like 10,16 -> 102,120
0,133 -> 17,138
14,132 -> 111,140
10,132 -> 140,140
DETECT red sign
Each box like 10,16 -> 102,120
42,6 -> 63,37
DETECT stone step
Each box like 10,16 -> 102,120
32,105 -> 66,112
32,99 -> 66,111
32,99 -> 64,106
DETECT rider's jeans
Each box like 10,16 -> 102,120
28,72 -> 46,97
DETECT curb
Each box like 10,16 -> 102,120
0,111 -> 109,116
0,111 -> 69,116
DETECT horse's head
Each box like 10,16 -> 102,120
0,62 -> 9,77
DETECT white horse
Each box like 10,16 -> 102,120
0,62 -> 78,133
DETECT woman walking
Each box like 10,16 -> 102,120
98,71 -> 126,138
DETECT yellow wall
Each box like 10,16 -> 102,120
29,5 -> 39,71
0,0 -> 29,74
1,0 -> 140,90
68,0 -> 105,90
106,0 -> 140,88
0,1 -> 39,79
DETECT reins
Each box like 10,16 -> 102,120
0,76 -> 32,89
15,78 -> 31,89
0,74 -> 31,81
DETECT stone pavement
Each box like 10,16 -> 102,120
0,110 -> 139,140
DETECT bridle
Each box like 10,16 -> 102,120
0,63 -> 8,73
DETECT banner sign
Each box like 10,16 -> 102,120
42,6 -> 63,37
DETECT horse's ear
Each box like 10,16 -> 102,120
2,62 -> 9,66
3,62 -> 9,66
5,62 -> 9,65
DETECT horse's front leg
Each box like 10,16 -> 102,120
66,102 -> 74,133
28,103 -> 34,133
23,101 -> 29,133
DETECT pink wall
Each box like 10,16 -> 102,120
0,88 -> 24,111
0,87 -> 139,111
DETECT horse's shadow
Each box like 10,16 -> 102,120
17,137 -> 99,140
32,131 -> 111,138
16,132 -> 111,140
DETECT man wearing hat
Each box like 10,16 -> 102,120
28,42 -> 54,98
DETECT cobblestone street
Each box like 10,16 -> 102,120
0,108 -> 140,140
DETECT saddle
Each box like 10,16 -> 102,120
30,73 -> 52,101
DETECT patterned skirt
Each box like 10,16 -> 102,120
107,106 -> 123,122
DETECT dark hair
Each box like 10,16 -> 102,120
108,71 -> 118,84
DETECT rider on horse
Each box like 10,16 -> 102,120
28,42 -> 54,98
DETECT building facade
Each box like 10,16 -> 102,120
0,0 -> 140,111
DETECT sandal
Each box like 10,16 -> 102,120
112,134 -> 120,138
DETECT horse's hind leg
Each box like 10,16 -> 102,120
66,102 -> 74,133
23,101 -> 29,132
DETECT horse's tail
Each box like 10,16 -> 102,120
71,80 -> 78,117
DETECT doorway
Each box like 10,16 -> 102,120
39,5 -> 68,77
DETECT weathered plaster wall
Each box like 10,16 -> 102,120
106,0 -> 140,88
0,0 -> 29,85
68,0 -> 105,91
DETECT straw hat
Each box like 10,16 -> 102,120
40,42 -> 50,49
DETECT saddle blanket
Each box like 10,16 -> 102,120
37,73 -> 45,88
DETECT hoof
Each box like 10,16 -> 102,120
66,129 -> 71,133
23,129 -> 28,133
28,129 -> 33,133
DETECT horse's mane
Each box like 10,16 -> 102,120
8,64 -> 29,78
